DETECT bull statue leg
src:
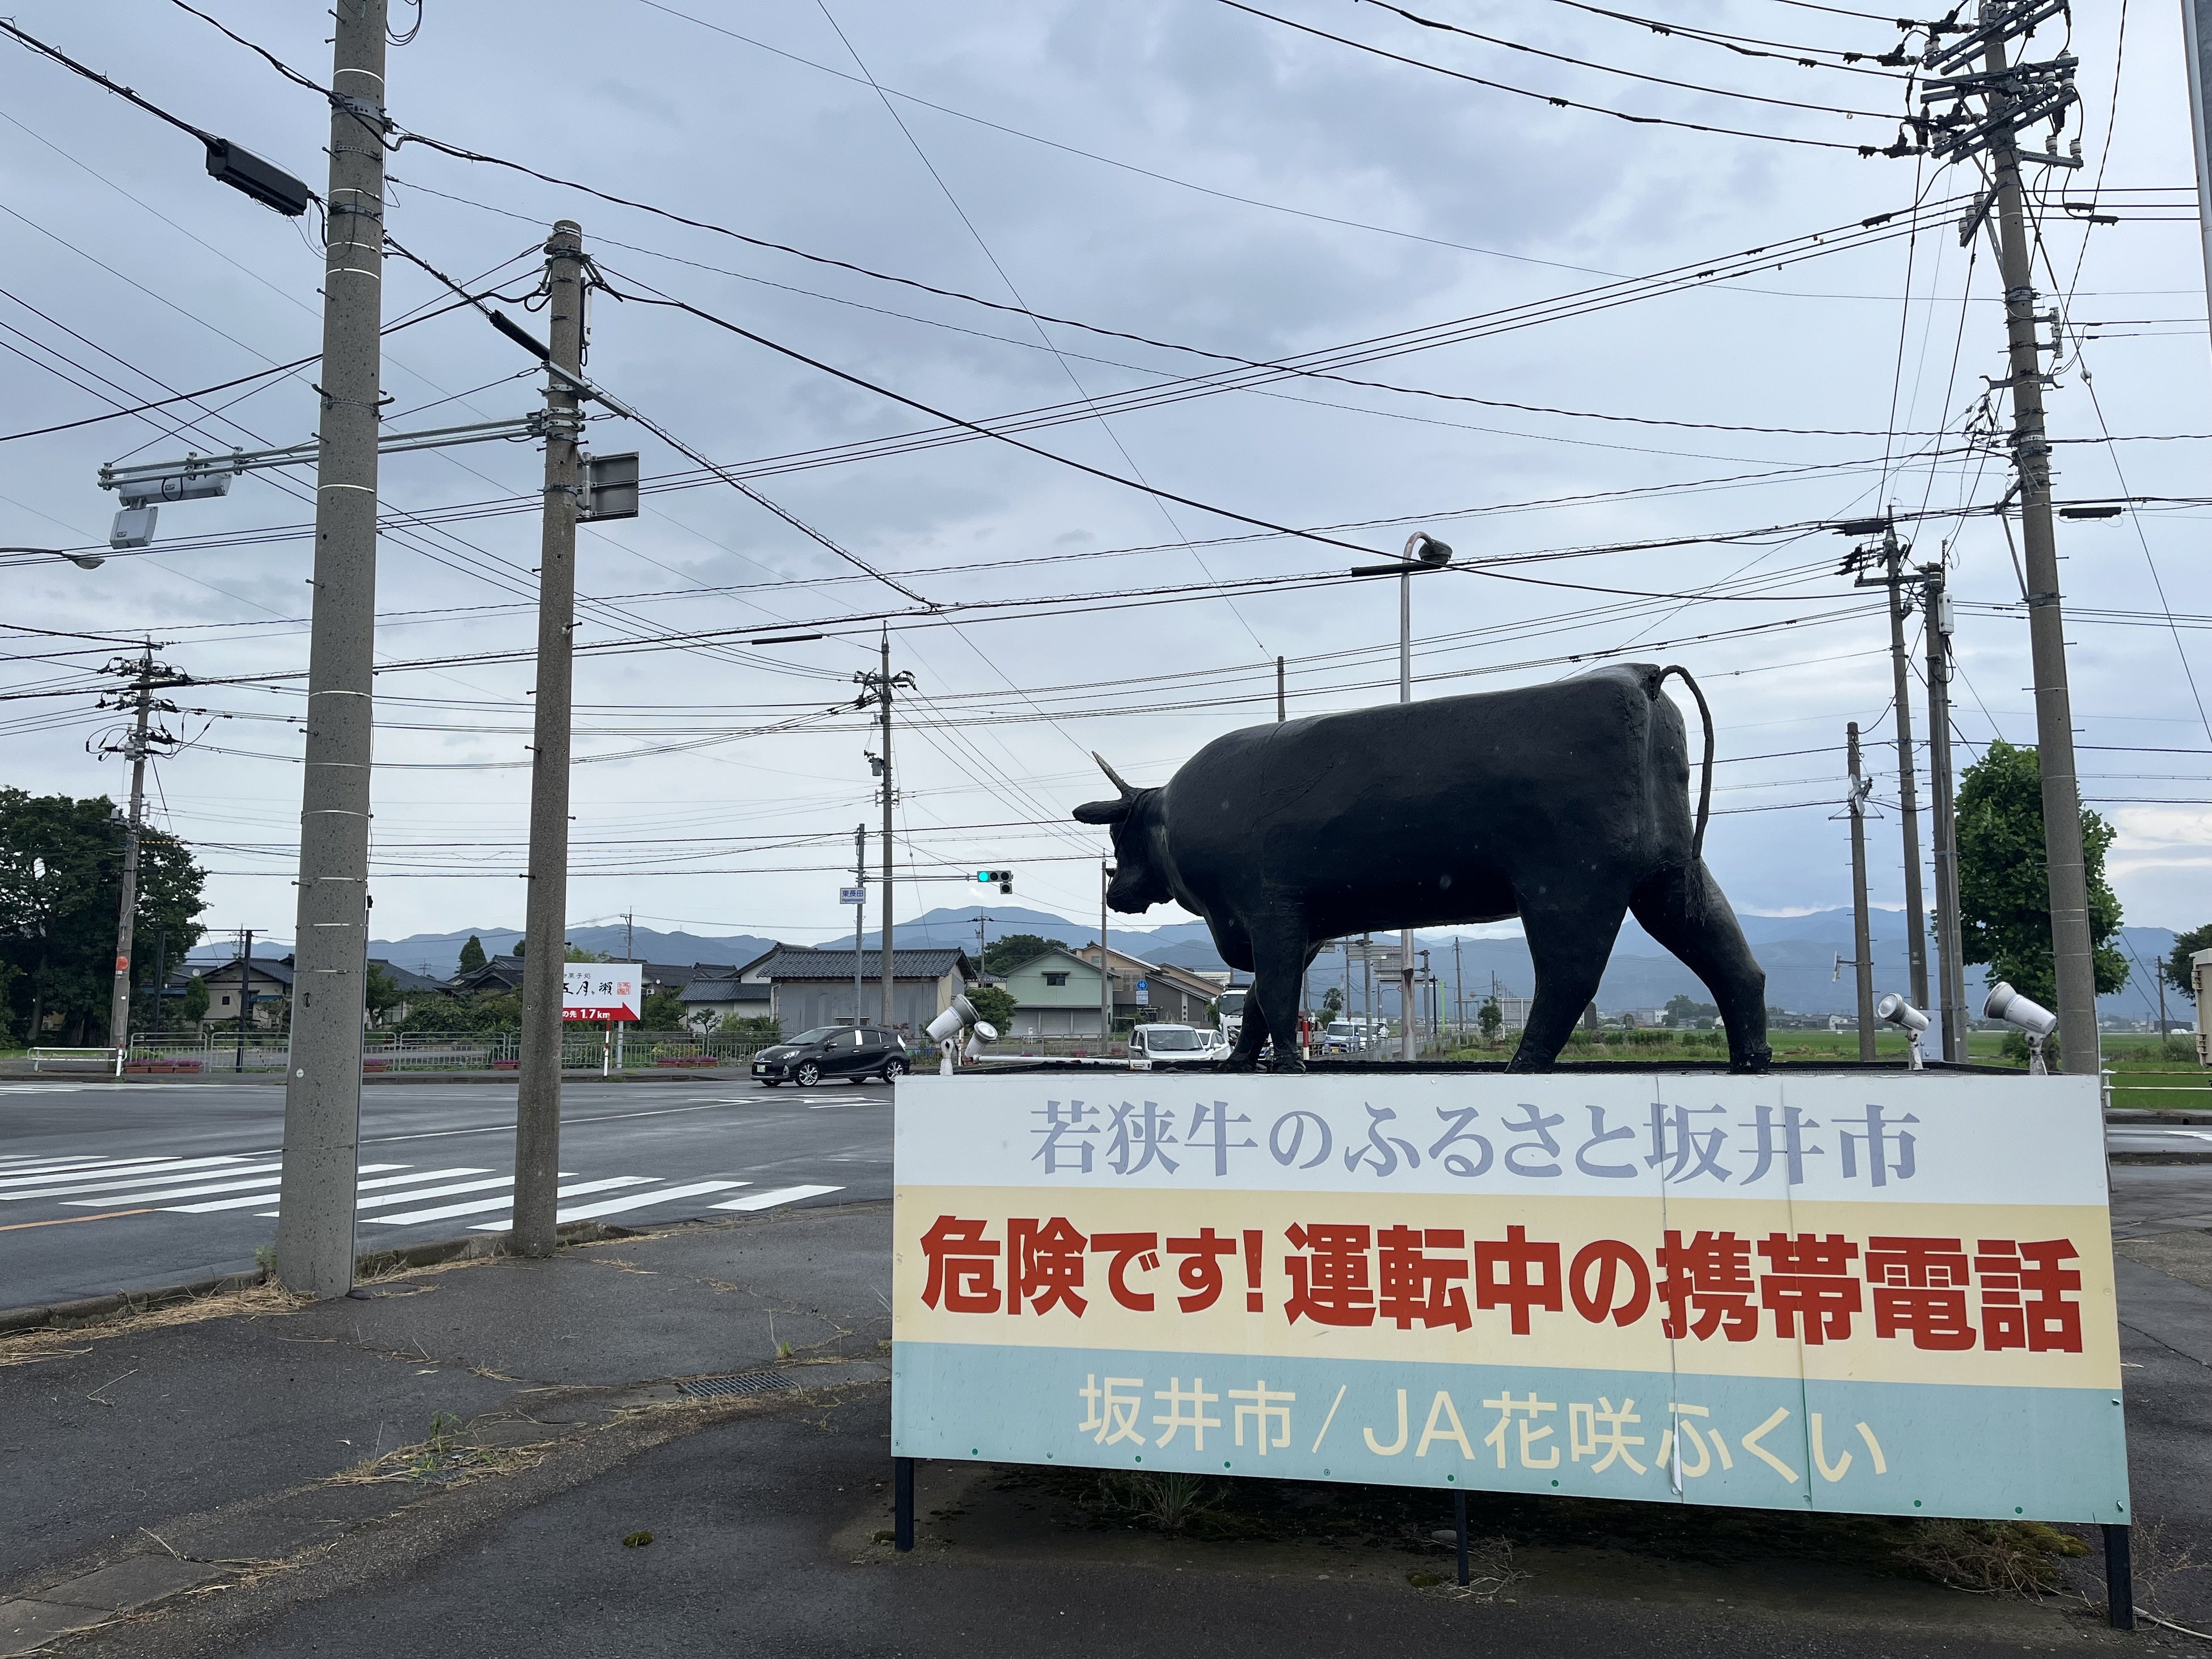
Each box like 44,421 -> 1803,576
1628,860 -> 1771,1072
1509,885 -> 1633,1072
1221,918 -> 1315,1074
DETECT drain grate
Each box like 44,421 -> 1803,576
677,1370 -> 799,1398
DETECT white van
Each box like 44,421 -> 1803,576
1127,1023 -> 1208,1069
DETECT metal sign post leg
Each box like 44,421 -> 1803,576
1454,1490 -> 1469,1585
2103,1524 -> 2134,1630
894,1456 -> 915,1552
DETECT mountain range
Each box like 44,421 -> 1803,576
194,907 -> 2187,1023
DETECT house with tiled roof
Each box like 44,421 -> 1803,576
744,945 -> 976,1037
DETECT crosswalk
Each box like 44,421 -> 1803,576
0,1153 -> 843,1232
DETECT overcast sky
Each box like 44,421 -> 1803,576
3,0 -> 2205,955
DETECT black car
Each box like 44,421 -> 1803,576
752,1025 -> 910,1087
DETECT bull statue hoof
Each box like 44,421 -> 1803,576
1217,1053 -> 1261,1073
1265,1055 -> 1307,1075
1729,1045 -> 1774,1075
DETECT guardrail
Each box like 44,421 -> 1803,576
123,1030 -> 776,1075
29,1046 -> 123,1077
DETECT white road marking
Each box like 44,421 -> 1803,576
353,1175 -> 518,1212
711,1184 -> 843,1212
0,1156 -> 112,1171
465,1179 -> 748,1230
357,1166 -> 491,1191
360,1175 -> 628,1227
70,1172 -> 287,1206
0,1157 -> 250,1195
41,1159 -> 289,1198
155,1166 -> 410,1214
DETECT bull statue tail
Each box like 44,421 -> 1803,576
1656,665 -> 1715,861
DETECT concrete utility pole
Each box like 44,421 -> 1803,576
275,0 -> 388,1301
876,636 -> 900,1025
104,647 -> 155,1054
1099,861 -> 1113,1046
1983,33 -> 2101,1075
514,221 -> 589,1260
1882,530 -> 1931,1012
235,927 -> 254,1075
1276,656 -> 1286,721
1398,571 -> 1417,1060
1847,723 -> 1878,1063
2184,0 -> 2212,360
1924,569 -> 1969,1062
854,823 -> 866,1025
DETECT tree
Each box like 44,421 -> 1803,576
1664,994 -> 1717,1027
685,1008 -> 721,1036
0,790 -> 206,1044
180,972 -> 209,1025
1956,740 -> 2127,1008
2164,924 -> 2212,1003
365,961 -> 401,1026
982,933 -> 1061,977
1320,986 -> 1344,1019
966,984 -> 1019,1035
640,986 -> 685,1028
564,943 -> 608,963
457,934 -> 487,973
1478,996 -> 1503,1043
725,1014 -> 780,1045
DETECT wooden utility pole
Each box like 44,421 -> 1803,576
1847,723 -> 1878,1063
514,221 -> 588,1259
275,0 -> 387,1299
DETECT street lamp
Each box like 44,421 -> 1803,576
1349,531 -> 1454,1059
5,546 -> 105,569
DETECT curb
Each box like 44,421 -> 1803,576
0,1219 -> 639,1335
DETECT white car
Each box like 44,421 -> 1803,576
1127,1023 -> 1209,1068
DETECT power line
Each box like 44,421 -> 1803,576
1357,0 -> 1903,116
1216,0 -> 1897,153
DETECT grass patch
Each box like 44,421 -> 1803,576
1894,1519 -> 2089,1596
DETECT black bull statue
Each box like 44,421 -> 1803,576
1073,662 -> 1771,1073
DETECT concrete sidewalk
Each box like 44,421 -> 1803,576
3,1198 -> 2209,1658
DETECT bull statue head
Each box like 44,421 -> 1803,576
1071,753 -> 1172,911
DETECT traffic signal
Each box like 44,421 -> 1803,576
974,869 -> 1013,894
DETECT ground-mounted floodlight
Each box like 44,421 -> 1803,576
1984,980 -> 2057,1075
925,995 -> 998,1076
1876,992 -> 1931,1070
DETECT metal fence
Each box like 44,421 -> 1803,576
124,1029 -> 775,1074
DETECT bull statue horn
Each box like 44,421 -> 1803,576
1092,752 -> 1138,797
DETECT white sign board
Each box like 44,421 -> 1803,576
562,961 -> 642,1023
841,886 -> 868,906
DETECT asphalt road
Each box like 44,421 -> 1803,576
4,1081 -> 2205,1317
0,1076 -> 890,1311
